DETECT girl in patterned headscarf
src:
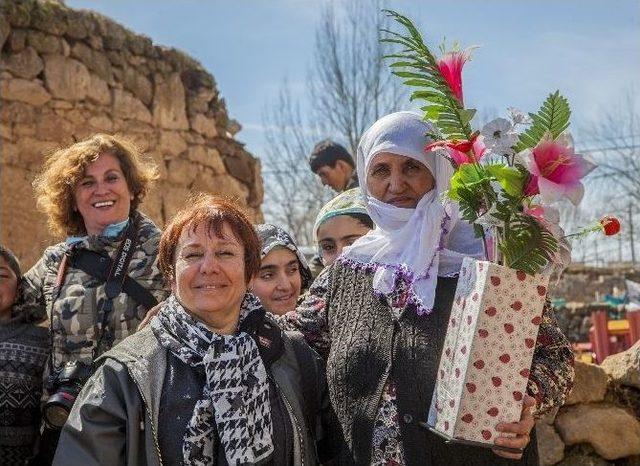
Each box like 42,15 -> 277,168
313,189 -> 374,266
253,224 -> 313,315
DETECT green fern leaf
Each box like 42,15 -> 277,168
499,213 -> 558,274
382,10 -> 474,141
513,90 -> 571,153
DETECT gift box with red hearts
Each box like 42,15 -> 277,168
427,256 -> 549,448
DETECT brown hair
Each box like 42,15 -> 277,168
158,194 -> 261,284
32,134 -> 159,237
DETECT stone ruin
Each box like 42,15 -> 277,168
0,0 -> 264,268
536,343 -> 640,465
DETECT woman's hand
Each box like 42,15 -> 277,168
492,395 -> 536,460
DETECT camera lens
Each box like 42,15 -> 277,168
44,405 -> 69,429
43,392 -> 76,429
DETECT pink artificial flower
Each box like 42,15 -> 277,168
523,205 -> 545,221
472,136 -> 486,160
523,174 -> 540,196
437,47 -> 475,105
447,147 -> 473,166
523,203 -> 561,235
425,133 -> 486,167
521,134 -> 596,205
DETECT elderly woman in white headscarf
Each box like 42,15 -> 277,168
280,112 -> 574,466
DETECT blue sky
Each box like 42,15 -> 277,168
67,0 -> 640,157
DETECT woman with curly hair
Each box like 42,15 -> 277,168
18,134 -> 169,462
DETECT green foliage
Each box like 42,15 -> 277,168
514,91 -> 571,153
498,213 -> 559,274
484,164 -> 525,197
449,164 -> 524,206
449,164 -> 499,232
451,172 -> 557,273
451,185 -> 484,226
381,10 -> 473,141
448,165 -> 486,224
449,164 -> 484,201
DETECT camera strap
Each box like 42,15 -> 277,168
91,213 -> 143,358
71,251 -> 158,310
69,215 -> 157,308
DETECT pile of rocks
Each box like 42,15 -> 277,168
537,341 -> 640,465
1,0 -> 263,267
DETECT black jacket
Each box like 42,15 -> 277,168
53,312 -> 339,465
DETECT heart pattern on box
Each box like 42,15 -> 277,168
430,257 -> 548,446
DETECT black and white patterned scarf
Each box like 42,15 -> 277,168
151,293 -> 273,465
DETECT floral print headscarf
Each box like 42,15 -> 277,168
313,188 -> 370,241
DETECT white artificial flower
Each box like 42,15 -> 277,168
480,118 -> 518,155
507,107 -> 533,125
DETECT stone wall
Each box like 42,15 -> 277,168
537,343 -> 640,465
0,0 -> 263,268
551,264 -> 640,305
550,264 -> 640,343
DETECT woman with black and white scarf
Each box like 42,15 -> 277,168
53,195 -> 339,466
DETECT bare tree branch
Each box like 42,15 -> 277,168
261,81 -> 333,245
570,89 -> 640,264
309,0 -> 406,156
582,91 -> 640,205
261,0 -> 404,245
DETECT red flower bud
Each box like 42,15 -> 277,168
600,216 -> 621,236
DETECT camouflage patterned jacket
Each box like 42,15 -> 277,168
18,212 -> 169,390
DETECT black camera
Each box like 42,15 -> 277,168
43,361 -> 93,429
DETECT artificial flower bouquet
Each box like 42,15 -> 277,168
383,10 -> 616,450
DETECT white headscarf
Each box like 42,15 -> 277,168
339,111 -> 482,315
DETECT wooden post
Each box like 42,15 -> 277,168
629,311 -> 640,345
591,310 -> 610,363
